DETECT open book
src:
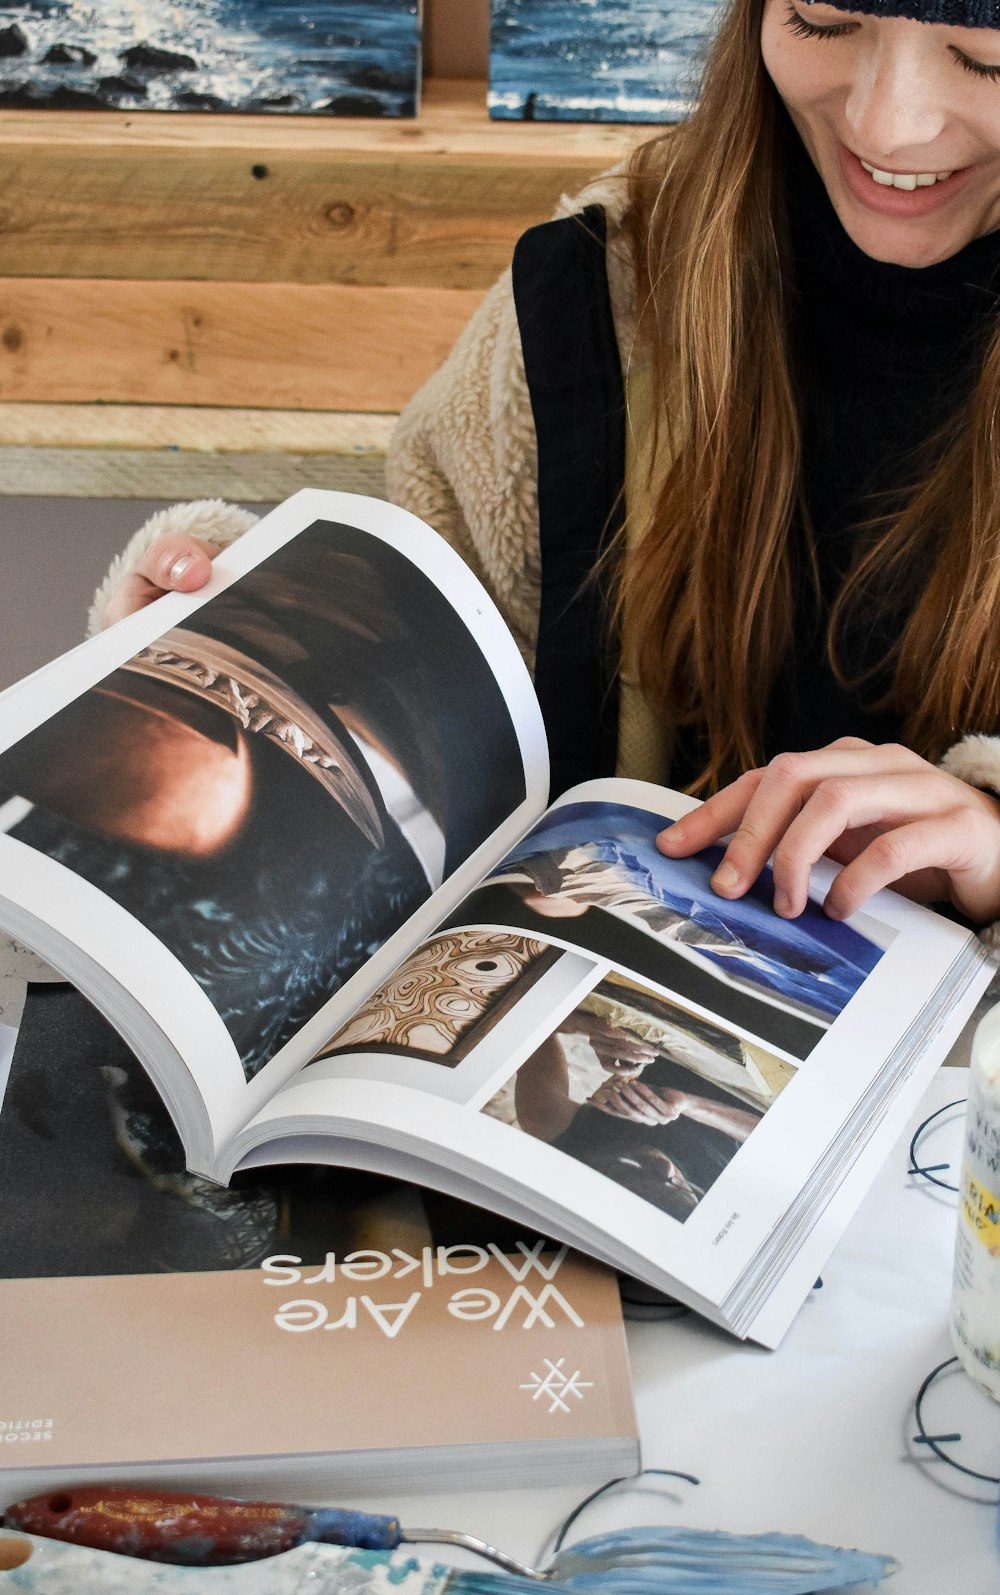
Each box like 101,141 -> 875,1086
0,490 -> 991,1347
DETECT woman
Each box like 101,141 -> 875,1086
507,1018 -> 761,1220
94,0 -> 1000,936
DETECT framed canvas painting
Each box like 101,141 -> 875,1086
489,0 -> 724,122
0,1 -> 422,116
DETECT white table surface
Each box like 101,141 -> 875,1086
318,1068 -> 1000,1595
1,1039 -> 997,1591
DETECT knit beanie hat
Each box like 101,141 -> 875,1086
804,0 -> 1000,23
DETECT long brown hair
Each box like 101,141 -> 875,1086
620,0 -> 1000,791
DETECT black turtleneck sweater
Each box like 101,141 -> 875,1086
760,126 -> 1000,763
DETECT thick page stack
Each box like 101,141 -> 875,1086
0,489 -> 991,1348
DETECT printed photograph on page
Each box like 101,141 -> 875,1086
308,930 -> 793,1227
0,984 -> 541,1280
448,799 -> 894,1062
0,521 -> 526,1080
479,970 -> 792,1223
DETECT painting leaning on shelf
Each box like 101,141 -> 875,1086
0,0 -> 421,116
489,0 -> 727,122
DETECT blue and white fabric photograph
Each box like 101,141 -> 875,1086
479,799 -> 892,1061
0,1 -> 421,115
489,0 -> 725,122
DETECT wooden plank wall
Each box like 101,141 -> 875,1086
0,82 -> 636,416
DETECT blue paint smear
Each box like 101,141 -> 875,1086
489,0 -> 726,122
0,0 -> 421,115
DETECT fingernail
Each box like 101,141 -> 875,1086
773,889 -> 792,917
168,554 -> 195,585
711,862 -> 740,892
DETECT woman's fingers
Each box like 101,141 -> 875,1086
101,573 -> 174,628
659,742 -> 913,897
654,737 -> 1000,924
656,769 -> 764,859
589,1083 -> 634,1119
824,801 -> 1000,923
766,767 -> 949,917
764,761 -> 1000,919
582,1013 -> 657,1070
708,744 -> 919,899
614,1038 -> 658,1067
101,535 -> 218,628
593,1081 -> 653,1122
820,819 -> 948,920
657,737 -> 877,864
595,1080 -> 683,1125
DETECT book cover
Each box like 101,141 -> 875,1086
0,985 -> 638,1501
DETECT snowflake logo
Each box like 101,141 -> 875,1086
520,1356 -> 593,1415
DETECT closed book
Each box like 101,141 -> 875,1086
0,988 -> 638,1503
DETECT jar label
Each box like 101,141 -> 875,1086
961,1169 -> 1000,1258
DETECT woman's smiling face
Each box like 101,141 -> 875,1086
760,0 -> 1000,265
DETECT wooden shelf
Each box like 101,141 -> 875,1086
0,405 -> 395,498
0,80 -> 638,287
0,81 -> 643,418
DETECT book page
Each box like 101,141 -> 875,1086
0,492 -> 548,1169
232,777 -> 989,1327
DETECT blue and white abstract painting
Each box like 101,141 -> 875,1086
489,0 -> 725,123
0,1 -> 421,116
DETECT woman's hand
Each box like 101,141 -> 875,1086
100,534 -> 218,627
590,1079 -> 688,1124
561,1011 -> 658,1072
656,737 -> 1000,925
